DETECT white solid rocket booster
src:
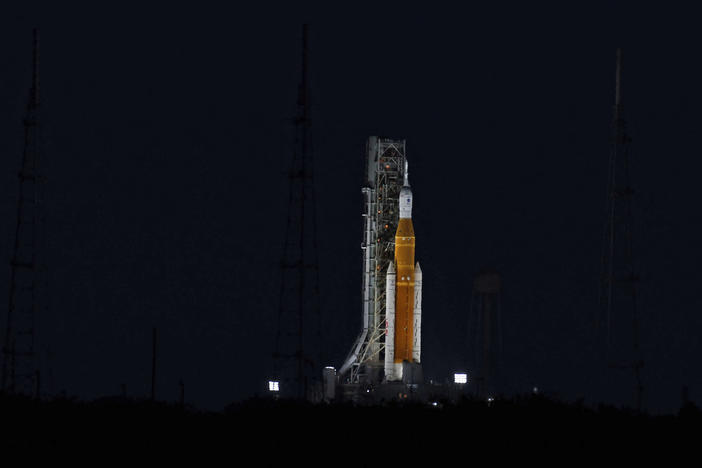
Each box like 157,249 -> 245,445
413,261 -> 422,364
384,262 -> 396,380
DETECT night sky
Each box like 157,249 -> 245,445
1,3 -> 701,413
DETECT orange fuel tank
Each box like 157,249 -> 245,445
394,217 -> 415,363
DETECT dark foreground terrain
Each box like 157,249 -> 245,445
1,392 -> 699,460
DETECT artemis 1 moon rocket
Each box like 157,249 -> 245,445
384,161 -> 422,382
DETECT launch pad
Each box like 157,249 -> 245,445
272,135 -> 476,403
325,366 -> 475,405
334,136 -> 427,400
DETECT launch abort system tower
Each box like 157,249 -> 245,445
340,137 -> 413,384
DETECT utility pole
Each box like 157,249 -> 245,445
151,327 -> 157,401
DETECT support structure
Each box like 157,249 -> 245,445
467,269 -> 502,398
339,137 -> 407,384
599,48 -> 644,411
273,24 -> 322,400
2,29 -> 47,395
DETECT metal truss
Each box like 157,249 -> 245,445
341,138 -> 406,384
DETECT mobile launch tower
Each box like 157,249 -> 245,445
340,137 -> 422,385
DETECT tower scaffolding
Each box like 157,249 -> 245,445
340,137 -> 406,384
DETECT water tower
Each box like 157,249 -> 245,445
468,269 -> 502,399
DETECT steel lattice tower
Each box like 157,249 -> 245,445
339,137 -> 407,384
273,24 -> 322,400
599,48 -> 644,410
2,29 -> 48,396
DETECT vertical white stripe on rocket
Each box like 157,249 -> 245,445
413,262 -> 422,363
384,262 -> 396,381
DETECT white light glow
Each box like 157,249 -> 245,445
268,381 -> 280,392
454,373 -> 468,384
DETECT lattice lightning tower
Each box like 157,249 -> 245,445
599,48 -> 644,411
273,25 -> 322,400
2,29 -> 48,396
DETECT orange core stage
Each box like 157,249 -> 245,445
393,217 -> 415,362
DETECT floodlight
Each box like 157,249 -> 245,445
454,373 -> 468,384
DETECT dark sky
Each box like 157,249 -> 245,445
1,3 -> 701,412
